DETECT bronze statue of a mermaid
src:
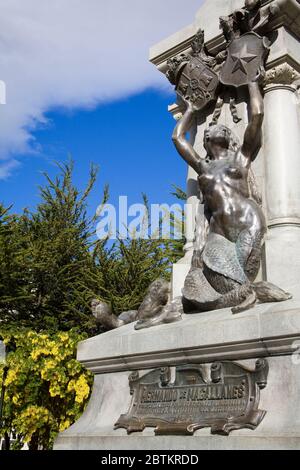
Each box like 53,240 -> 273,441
172,79 -> 291,314
91,73 -> 292,332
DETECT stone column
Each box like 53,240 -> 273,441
263,64 -> 300,290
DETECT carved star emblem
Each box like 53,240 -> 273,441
231,44 -> 257,75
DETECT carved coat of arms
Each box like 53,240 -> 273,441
166,29 -> 219,112
220,32 -> 269,87
176,56 -> 219,111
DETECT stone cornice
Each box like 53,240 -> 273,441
80,334 -> 300,374
150,31 -> 195,72
77,303 -> 300,375
150,0 -> 300,75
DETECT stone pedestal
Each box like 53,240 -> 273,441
54,285 -> 300,450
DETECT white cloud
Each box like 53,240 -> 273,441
0,159 -> 20,179
0,0 -> 202,179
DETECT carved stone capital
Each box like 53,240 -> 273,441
264,63 -> 300,89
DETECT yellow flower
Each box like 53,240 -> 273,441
5,369 -> 18,386
1,329 -> 91,448
58,333 -> 69,343
50,345 -> 59,356
74,375 -> 90,404
31,347 -> 50,360
40,359 -> 57,380
67,379 -> 75,392
49,382 -> 63,398
12,395 -> 20,406
59,419 -> 71,432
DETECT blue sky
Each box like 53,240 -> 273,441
1,89 -> 186,216
0,0 -> 203,216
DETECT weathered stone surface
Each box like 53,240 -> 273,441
54,353 -> 300,450
54,435 -> 300,451
54,286 -> 300,450
75,287 -> 300,374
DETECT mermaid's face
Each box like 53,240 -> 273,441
245,0 -> 260,11
204,126 -> 230,159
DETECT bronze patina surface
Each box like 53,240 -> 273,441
97,1 -> 291,332
115,360 -> 269,436
220,32 -> 269,87
166,29 -> 220,112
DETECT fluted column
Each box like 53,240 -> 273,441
264,65 -> 300,226
263,64 -> 300,289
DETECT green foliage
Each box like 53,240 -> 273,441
93,238 -> 170,315
92,190 -> 186,315
171,184 -> 187,202
0,161 -> 187,450
0,161 -> 186,330
0,328 -> 92,450
0,162 -> 101,333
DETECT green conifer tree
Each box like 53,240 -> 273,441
0,162 -> 100,332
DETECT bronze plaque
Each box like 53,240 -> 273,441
176,56 -> 219,112
114,360 -> 269,436
220,32 -> 269,87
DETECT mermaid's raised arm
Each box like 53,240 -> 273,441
240,80 -> 264,168
172,104 -> 205,175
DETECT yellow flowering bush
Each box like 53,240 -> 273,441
0,329 -> 93,450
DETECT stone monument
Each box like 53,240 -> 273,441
55,0 -> 300,450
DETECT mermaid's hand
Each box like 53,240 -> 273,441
178,95 -> 199,114
253,65 -> 266,84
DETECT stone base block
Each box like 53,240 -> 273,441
265,226 -> 300,291
54,285 -> 300,450
54,435 -> 300,451
171,253 -> 192,299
